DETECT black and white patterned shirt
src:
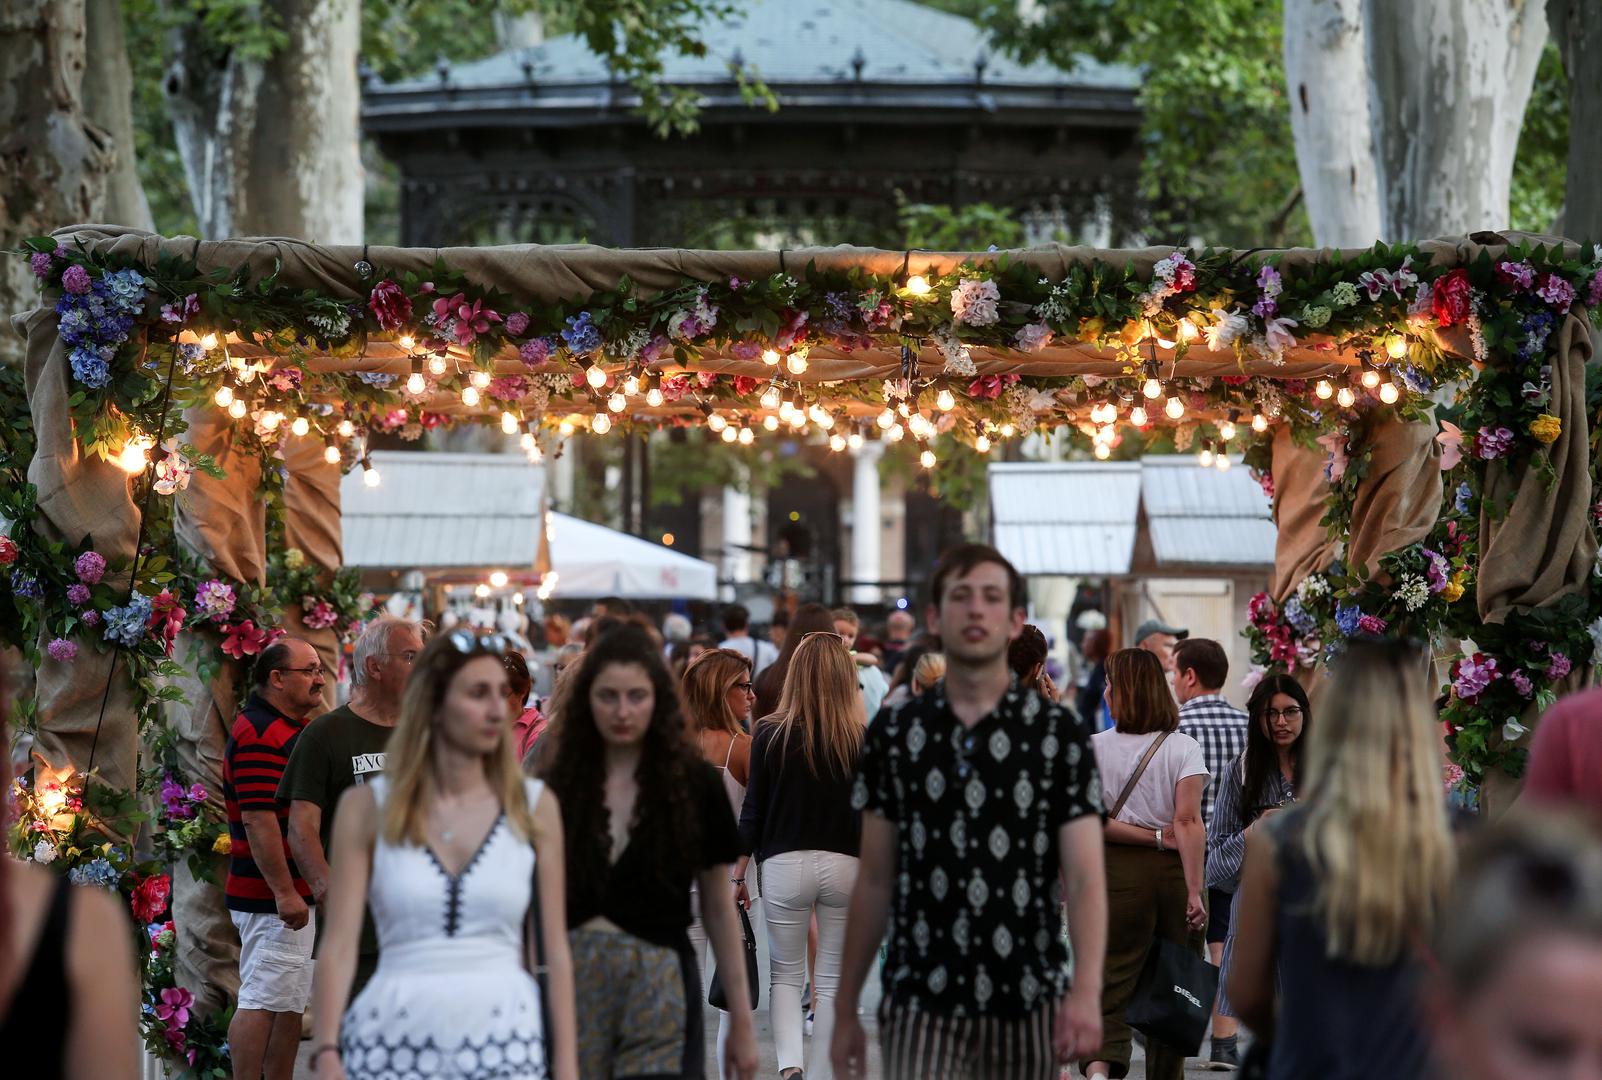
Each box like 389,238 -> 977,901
852,679 -> 1103,1018
1177,693 -> 1249,830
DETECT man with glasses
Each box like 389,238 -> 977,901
278,615 -> 424,996
224,637 -> 326,1080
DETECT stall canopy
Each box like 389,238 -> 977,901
340,450 -> 717,599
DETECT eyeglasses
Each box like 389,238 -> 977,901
379,650 -> 419,664
729,681 -> 754,694
1263,706 -> 1304,722
279,664 -> 327,679
445,629 -> 512,656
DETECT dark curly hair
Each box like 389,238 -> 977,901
537,623 -> 703,909
1243,673 -> 1312,821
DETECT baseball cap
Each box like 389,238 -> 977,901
1134,619 -> 1189,643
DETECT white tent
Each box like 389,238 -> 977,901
341,451 -> 718,600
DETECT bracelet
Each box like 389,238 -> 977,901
1155,828 -> 1164,851
312,1044 -> 340,1061
731,877 -> 745,884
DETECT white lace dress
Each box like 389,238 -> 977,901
340,777 -> 547,1079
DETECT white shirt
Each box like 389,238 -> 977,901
1091,728 -> 1209,831
718,634 -> 778,677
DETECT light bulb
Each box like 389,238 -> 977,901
1099,424 -> 1117,443
808,404 -> 829,425
1386,335 -> 1408,359
461,385 -> 480,408
1155,335 -> 1177,350
1379,381 -> 1400,404
520,432 -> 536,452
469,369 -> 492,390
558,420 -> 575,437
259,411 -> 282,432
738,426 -> 754,445
428,355 -> 448,376
829,433 -> 847,452
228,399 -> 248,419
905,275 -> 931,296
323,442 -> 341,465
707,412 -> 727,432
337,419 -> 356,438
1336,386 -> 1356,408
1315,379 -> 1333,400
1216,453 -> 1232,471
199,333 -> 219,351
406,371 -> 427,395
885,423 -> 905,442
474,583 -> 490,599
117,439 -> 150,474
1218,420 -> 1236,441
787,410 -> 807,429
362,461 -> 381,487
999,423 -> 1015,438
591,412 -> 611,435
608,392 -> 626,413
502,411 -> 520,434
213,384 -> 234,408
1094,442 -> 1111,460
1142,377 -> 1162,400
398,334 -> 415,351
1129,405 -> 1148,427
932,388 -> 954,412
763,415 -> 780,432
1361,368 -> 1382,389
760,385 -> 781,410
645,387 -> 664,408
847,432 -> 864,450
585,365 -> 607,389
1177,320 -> 1199,343
975,433 -> 992,453
877,408 -> 896,430
786,352 -> 808,375
1251,413 -> 1269,433
778,399 -> 795,421
622,375 -> 640,396
1199,447 -> 1214,468
290,416 -> 310,438
762,349 -> 781,367
1165,396 -> 1185,420
920,449 -> 937,469
489,570 -> 509,589
721,425 -> 739,443
897,400 -> 912,419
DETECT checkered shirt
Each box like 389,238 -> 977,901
1178,693 -> 1250,829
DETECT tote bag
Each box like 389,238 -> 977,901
1125,937 -> 1220,1055
707,903 -> 761,1010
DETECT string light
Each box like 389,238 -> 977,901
584,363 -> 607,389
228,398 -> 248,420
461,385 -> 480,408
763,415 -> 780,432
199,333 -> 219,351
847,430 -> 864,450
761,385 -> 782,410
1177,320 -> 1200,344
1315,379 -> 1334,400
290,415 -> 310,438
920,448 -> 937,469
558,419 -> 576,437
323,436 -> 341,465
405,358 -> 431,393
787,408 -> 807,430
1361,366 -> 1382,389
1216,452 -> 1232,472
1165,396 -> 1185,420
786,351 -> 809,376
936,387 -> 956,412
999,423 -> 1015,438
337,419 -> 356,439
428,354 -> 448,376
1093,442 -> 1111,460
213,383 -> 234,408
1198,444 -> 1215,468
362,456 -> 381,487
398,334 -> 416,351
258,410 -> 283,432
885,422 -> 905,442
829,433 -> 847,452
608,392 -> 627,413
1251,413 -> 1269,433
762,349 -> 782,366
1218,419 -> 1236,441
502,410 -> 520,434
474,583 -> 491,599
1129,405 -> 1149,427
645,372 -> 664,408
489,570 -> 509,589
520,431 -> 537,453
905,274 -> 931,296
469,369 -> 492,390
117,436 -> 152,474
622,375 -> 640,397
1379,379 -> 1401,404
721,425 -> 739,443
1386,335 -> 1408,359
1336,385 -> 1356,409
707,412 -> 728,432
738,425 -> 754,445
591,410 -> 611,435
975,432 -> 991,453
877,408 -> 896,430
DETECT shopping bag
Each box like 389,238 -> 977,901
707,903 -> 761,1010
1125,937 -> 1219,1055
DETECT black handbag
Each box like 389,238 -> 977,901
1125,937 -> 1220,1056
525,865 -> 556,1074
707,902 -> 761,1010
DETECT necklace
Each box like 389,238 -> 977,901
440,828 -> 454,842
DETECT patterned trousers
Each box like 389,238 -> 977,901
879,999 -> 1060,1080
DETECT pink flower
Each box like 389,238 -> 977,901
220,620 -> 272,659
1495,260 -> 1536,290
1548,651 -> 1572,679
1536,273 -> 1576,314
82,610 -> 100,627
966,374 -> 1017,401
0,536 -> 18,565
153,986 -> 193,1029
433,294 -> 502,346
487,375 -> 529,402
29,251 -> 53,278
1586,270 -> 1602,309
950,278 -> 1001,327
67,583 -> 91,606
729,340 -> 762,362
160,294 -> 201,325
518,338 -> 550,367
61,264 -> 92,295
1436,421 -> 1463,471
1442,762 -> 1465,791
131,873 -> 172,922
74,551 -> 106,584
504,312 -> 530,336
732,375 -> 759,396
1357,614 -> 1387,635
661,375 -> 691,403
146,590 -> 185,655
368,280 -> 412,331
46,638 -> 77,663
1452,654 -> 1499,701
697,371 -> 718,389
1510,670 -> 1534,697
1316,432 -> 1349,483
1476,426 -> 1515,460
1263,316 -> 1299,357
301,598 -> 338,630
1015,322 -> 1054,352
1431,268 -> 1472,327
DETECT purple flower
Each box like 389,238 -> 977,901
194,579 -> 236,620
1587,270 -> 1602,309
61,264 -> 92,295
81,609 -> 101,627
504,312 -> 530,336
160,775 -> 197,820
1549,651 -> 1572,679
29,251 -> 54,278
560,312 -> 602,355
1423,550 -> 1450,593
1495,260 -> 1536,290
1536,274 -> 1576,314
1453,654 -> 1499,700
67,583 -> 91,606
74,551 -> 106,584
1357,614 -> 1387,636
728,340 -> 763,362
46,638 -> 77,663
1510,670 -> 1534,697
518,338 -> 550,367
1476,426 -> 1515,460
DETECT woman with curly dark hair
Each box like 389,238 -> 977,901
538,624 -> 758,1080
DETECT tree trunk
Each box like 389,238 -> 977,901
164,0 -> 362,241
1364,0 -> 1548,240
1548,0 -> 1602,243
1283,0 -> 1381,247
82,0 -> 151,231
0,0 -> 113,363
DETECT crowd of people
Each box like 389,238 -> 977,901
3,545 -> 1602,1080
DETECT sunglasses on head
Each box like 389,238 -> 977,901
445,629 -> 513,657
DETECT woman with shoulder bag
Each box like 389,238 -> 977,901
1084,648 -> 1210,1080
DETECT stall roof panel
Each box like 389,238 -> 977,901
989,462 -> 1142,525
1141,455 -> 1275,518
993,522 -> 1137,576
1147,517 -> 1277,568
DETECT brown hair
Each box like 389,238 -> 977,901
1081,628 -> 1112,663
1008,624 -> 1049,679
1173,638 -> 1228,691
930,542 -> 1026,612
830,608 -> 859,627
766,632 -> 865,781
753,602 -> 836,718
681,648 -> 753,737
1105,648 -> 1178,734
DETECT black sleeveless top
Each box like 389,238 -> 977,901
1,875 -> 72,1078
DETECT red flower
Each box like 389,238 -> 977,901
131,873 -> 172,922
146,590 -> 186,656
967,374 -> 1014,401
732,375 -> 759,396
1431,268 -> 1472,327
0,535 -> 16,565
368,280 -> 412,332
220,620 -> 272,659
433,293 -> 502,346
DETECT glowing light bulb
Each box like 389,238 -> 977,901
585,365 -> 607,389
905,275 -> 931,296
1218,420 -> 1236,441
591,412 -> 611,435
259,411 -> 282,432
1094,442 -> 1111,460
520,432 -> 536,453
474,584 -> 490,599
214,384 -> 234,408
936,388 -> 955,412
787,409 -> 807,430
885,423 -> 905,442
920,449 -> 937,469
398,335 -> 416,351
1129,405 -> 1148,427
1361,368 -> 1382,389
808,404 -> 829,425
199,333 -> 219,351
558,419 -> 576,437
502,411 -> 520,434
786,352 -> 808,375
1199,447 -> 1215,468
829,433 -> 847,453
323,442 -> 341,465
337,419 -> 355,439
1386,335 -> 1408,359
622,375 -> 640,396
428,355 -> 448,376
721,425 -> 739,443
1142,377 -> 1163,400
1216,453 -> 1232,472
362,460 -> 381,487
406,371 -> 427,395
877,408 -> 896,430
762,349 -> 781,367
738,426 -> 754,445
1177,320 -> 1200,343
1315,379 -> 1333,400
461,385 -> 480,408
707,412 -> 728,432
228,399 -> 248,419
290,416 -> 310,438
1379,381 -> 1400,404
847,432 -> 864,450
1165,396 -> 1185,420
469,369 -> 492,390
763,415 -> 780,432
645,387 -> 664,408
608,392 -> 627,413
117,438 -> 150,474
1251,413 -> 1269,433
489,570 -> 509,589
760,385 -> 781,410
1336,386 -> 1356,408
999,423 -> 1015,438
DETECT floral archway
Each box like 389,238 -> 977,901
3,225 -> 1599,1071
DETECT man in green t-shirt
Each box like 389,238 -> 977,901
278,615 -> 423,991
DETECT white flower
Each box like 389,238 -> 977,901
1262,317 -> 1300,362
152,443 -> 193,496
1081,374 -> 1107,389
1027,388 -> 1059,412
1395,574 -> 1430,613
950,278 -> 1001,327
1014,321 -> 1054,352
33,840 -> 57,864
935,329 -> 976,376
1204,309 -> 1249,352
1297,574 -> 1329,601
1241,666 -> 1266,693
1587,617 -> 1602,667
1502,718 -> 1530,743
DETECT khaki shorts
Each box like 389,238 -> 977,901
231,908 -> 316,1013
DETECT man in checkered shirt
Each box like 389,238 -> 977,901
1173,636 -> 1250,1070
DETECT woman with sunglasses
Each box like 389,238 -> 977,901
1228,640 -> 1453,1079
311,629 -> 579,1080
681,648 -> 758,1080
540,623 -> 758,1080
740,631 -> 866,1080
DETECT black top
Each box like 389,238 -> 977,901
566,760 -> 741,949
854,679 -> 1103,1018
738,719 -> 862,861
1265,808 -> 1431,1079
0,875 -> 71,1077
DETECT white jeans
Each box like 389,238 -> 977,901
761,849 -> 858,1080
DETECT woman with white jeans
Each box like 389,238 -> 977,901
739,631 -> 865,1080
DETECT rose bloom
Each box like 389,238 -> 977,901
1431,267 -> 1472,327
367,280 -> 412,331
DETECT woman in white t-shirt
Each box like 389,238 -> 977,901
1085,648 -> 1210,1080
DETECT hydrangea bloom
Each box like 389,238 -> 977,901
1475,426 -> 1515,460
518,338 -> 551,367
561,311 -> 603,355
1334,604 -> 1362,638
504,312 -> 530,336
46,638 -> 77,663
102,268 -> 146,313
32,840 -> 57,864
1014,322 -> 1053,352
1329,281 -> 1358,307
194,579 -> 236,619
1282,596 -> 1318,635
61,264 -> 93,294
103,594 -> 153,647
1548,651 -> 1572,679
68,344 -> 113,388
29,251 -> 54,278
67,583 -> 90,606
1454,482 -> 1474,514
1535,273 -> 1575,314
1509,670 -> 1534,697
950,278 -> 1001,327
75,551 -> 107,584
68,857 -> 120,889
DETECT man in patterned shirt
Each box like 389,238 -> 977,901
1173,636 -> 1249,1070
832,543 -> 1107,1080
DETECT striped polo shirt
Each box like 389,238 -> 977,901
223,694 -> 312,913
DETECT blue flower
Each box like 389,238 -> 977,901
56,304 -> 92,345
10,572 -> 42,601
68,857 -> 120,889
102,268 -> 147,315
1334,603 -> 1362,638
69,344 -> 114,388
560,311 -> 602,356
1400,366 -> 1432,394
1517,309 -> 1556,362
355,371 -> 396,388
1282,596 -> 1317,635
103,594 -> 153,648
1454,481 -> 1473,514
176,343 -> 206,373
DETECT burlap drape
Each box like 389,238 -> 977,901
280,433 -> 345,711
